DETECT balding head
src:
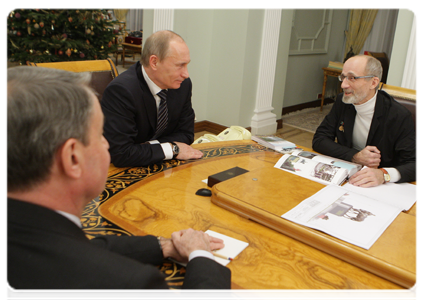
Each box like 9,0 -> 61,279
140,30 -> 185,68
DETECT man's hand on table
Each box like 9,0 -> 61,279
174,142 -> 203,160
348,167 -> 385,188
160,228 -> 224,263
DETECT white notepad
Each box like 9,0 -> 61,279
205,230 -> 249,266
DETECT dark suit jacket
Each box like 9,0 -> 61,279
8,198 -> 231,289
101,62 -> 195,167
312,90 -> 415,183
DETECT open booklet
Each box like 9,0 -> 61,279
274,150 -> 362,185
281,184 -> 412,250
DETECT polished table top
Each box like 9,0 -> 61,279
82,140 -> 415,289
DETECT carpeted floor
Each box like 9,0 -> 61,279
282,104 -> 333,133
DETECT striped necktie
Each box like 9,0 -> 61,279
153,89 -> 168,139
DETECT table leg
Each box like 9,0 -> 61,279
321,74 -> 328,111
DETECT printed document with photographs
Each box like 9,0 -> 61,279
282,185 -> 403,250
274,150 -> 362,185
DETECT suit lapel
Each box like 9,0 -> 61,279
366,93 -> 384,145
344,105 -> 356,148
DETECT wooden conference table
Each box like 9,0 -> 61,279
82,140 -> 415,289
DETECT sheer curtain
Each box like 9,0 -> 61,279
126,10 -> 143,31
112,9 -> 143,31
360,10 -> 399,58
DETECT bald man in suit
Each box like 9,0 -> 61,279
101,30 -> 203,167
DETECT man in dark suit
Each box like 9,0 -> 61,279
101,30 -> 203,167
313,55 -> 415,187
7,66 -> 231,289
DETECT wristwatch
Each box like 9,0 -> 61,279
170,142 -> 179,158
380,168 -> 390,183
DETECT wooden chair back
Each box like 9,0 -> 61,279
27,58 -> 118,101
379,83 -> 416,127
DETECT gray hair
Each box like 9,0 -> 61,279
358,54 -> 383,81
8,66 -> 94,192
140,30 -> 185,67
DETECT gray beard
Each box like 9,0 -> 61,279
342,94 -> 358,104
342,91 -> 365,104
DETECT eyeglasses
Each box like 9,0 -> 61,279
338,75 -> 374,83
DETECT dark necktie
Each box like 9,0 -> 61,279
153,90 -> 168,139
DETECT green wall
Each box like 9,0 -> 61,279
142,9 -> 413,128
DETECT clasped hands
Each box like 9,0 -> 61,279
159,228 -> 224,263
349,145 -> 385,187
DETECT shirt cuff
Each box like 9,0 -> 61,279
188,250 -> 215,262
385,167 -> 401,183
161,142 -> 173,160
148,141 -> 173,160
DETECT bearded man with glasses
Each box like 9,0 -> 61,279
313,55 -> 415,187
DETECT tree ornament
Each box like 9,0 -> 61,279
15,12 -> 21,18
58,50 -> 63,55
73,49 -> 78,53
26,18 -> 30,24
68,17 -> 73,23
86,28 -> 91,34
39,21 -> 44,28
34,23 -> 39,29
66,48 -> 72,57
17,31 -> 21,36
80,52 -> 85,58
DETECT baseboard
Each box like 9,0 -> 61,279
194,120 -> 228,134
282,98 -> 335,116
194,120 -> 283,134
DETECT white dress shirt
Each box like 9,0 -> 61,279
141,65 -> 173,160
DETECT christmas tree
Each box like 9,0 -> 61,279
7,9 -> 123,64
